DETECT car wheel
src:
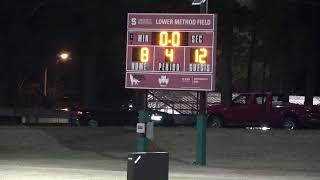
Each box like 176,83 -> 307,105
209,115 -> 223,128
88,119 -> 98,127
283,117 -> 297,130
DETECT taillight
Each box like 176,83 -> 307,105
76,111 -> 83,115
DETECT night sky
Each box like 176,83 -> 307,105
0,0 -> 319,107
0,0 -> 198,106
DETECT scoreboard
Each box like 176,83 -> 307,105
125,13 -> 217,91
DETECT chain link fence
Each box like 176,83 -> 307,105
148,90 -> 320,115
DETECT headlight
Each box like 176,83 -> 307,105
151,114 -> 163,121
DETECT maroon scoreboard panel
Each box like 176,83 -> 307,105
125,13 -> 217,91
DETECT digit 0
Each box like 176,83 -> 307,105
171,32 -> 180,47
159,31 -> 168,46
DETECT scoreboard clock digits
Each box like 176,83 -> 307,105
131,47 -> 150,71
130,31 -> 212,72
190,48 -> 210,72
140,47 -> 149,63
165,49 -> 174,62
160,47 -> 179,71
152,31 -> 188,46
159,31 -> 181,47
194,48 -> 207,64
154,31 -> 188,72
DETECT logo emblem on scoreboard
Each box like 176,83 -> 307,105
131,18 -> 137,26
158,75 -> 170,87
130,74 -> 141,86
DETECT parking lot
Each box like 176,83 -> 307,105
1,126 -> 320,179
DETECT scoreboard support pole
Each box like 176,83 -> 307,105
195,0 -> 209,166
196,91 -> 207,166
137,90 -> 149,152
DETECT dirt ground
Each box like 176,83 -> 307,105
1,126 -> 320,179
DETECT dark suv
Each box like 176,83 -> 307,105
74,106 -> 138,127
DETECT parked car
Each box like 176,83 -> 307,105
0,107 -> 77,125
148,110 -> 174,126
0,115 -> 21,125
73,106 -> 137,127
73,106 -> 174,127
23,108 -> 77,125
0,107 -> 22,125
207,92 -> 320,129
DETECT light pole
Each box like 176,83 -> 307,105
44,67 -> 48,96
44,51 -> 71,97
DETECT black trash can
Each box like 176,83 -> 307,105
127,152 -> 169,180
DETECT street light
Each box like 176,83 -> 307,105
58,52 -> 71,63
44,51 -> 71,96
192,0 -> 208,13
192,0 -> 206,6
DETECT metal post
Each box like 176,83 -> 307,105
44,67 -> 47,96
196,91 -> 207,165
195,0 -> 208,166
137,90 -> 149,152
196,92 -> 199,113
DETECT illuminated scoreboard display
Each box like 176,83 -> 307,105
126,13 -> 217,91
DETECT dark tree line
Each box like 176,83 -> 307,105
0,0 -> 319,107
216,0 -> 319,106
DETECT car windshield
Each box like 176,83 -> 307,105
232,95 -> 249,105
272,95 -> 290,106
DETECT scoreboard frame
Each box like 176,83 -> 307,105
125,13 -> 217,91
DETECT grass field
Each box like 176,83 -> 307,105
1,126 -> 320,179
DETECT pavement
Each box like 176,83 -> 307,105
1,162 -> 320,180
1,126 -> 320,179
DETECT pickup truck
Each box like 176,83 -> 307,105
207,93 -> 320,129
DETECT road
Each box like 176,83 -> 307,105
0,126 -> 320,179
